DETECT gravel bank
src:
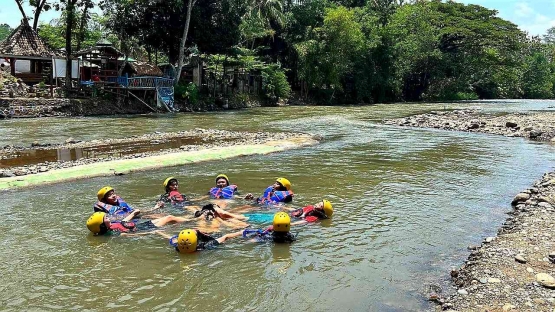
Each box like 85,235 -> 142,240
434,172 -> 555,311
0,129 -> 315,178
385,110 -> 555,141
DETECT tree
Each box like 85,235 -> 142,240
0,24 -> 13,42
14,0 -> 54,30
175,0 -> 198,84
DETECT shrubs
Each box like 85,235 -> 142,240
261,64 -> 291,104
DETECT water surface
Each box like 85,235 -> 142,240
2,100 -> 555,311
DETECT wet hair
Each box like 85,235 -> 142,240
272,232 -> 296,243
98,223 -> 108,235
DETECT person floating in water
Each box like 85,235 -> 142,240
94,186 -> 163,221
244,178 -> 294,205
209,174 -> 239,199
86,211 -> 192,236
285,199 -> 333,225
242,212 -> 297,243
160,228 -> 244,253
159,177 -> 188,204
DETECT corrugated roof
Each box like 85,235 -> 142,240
0,23 -> 55,59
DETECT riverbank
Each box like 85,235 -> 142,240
384,109 -> 555,141
384,110 -> 555,310
434,172 -> 555,311
0,129 -> 317,190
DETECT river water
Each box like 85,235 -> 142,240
2,100 -> 555,311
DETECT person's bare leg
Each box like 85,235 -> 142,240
152,215 -> 192,227
213,206 -> 248,221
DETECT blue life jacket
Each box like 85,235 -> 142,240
94,196 -> 134,215
257,186 -> 293,204
209,185 -> 238,199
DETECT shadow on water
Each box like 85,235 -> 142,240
0,136 -> 236,168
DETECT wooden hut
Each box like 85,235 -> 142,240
122,61 -> 164,78
0,22 -> 56,85
74,39 -> 122,82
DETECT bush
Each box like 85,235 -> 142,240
261,64 -> 291,103
175,82 -> 199,104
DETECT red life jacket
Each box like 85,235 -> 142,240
291,205 -> 322,223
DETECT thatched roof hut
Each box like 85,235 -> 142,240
123,61 -> 163,77
0,23 -> 55,60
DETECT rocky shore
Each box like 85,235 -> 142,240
0,129 -> 312,178
434,172 -> 555,311
386,109 -> 555,311
385,109 -> 555,141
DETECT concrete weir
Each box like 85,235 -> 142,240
0,136 -> 317,190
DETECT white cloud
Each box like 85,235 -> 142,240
515,2 -> 534,17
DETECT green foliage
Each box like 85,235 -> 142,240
38,13 -> 106,50
175,82 -> 199,104
0,24 -> 12,42
261,64 -> 291,102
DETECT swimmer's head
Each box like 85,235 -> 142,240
322,199 -> 333,217
273,212 -> 291,232
275,178 -> 291,191
87,211 -> 109,235
163,177 -> 179,193
176,229 -> 198,253
97,186 -> 114,202
215,174 -> 229,187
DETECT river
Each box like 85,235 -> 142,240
1,100 -> 555,311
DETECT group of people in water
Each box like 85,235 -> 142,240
86,174 -> 333,253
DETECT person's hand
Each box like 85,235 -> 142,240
244,193 -> 254,200
155,201 -> 164,209
132,209 -> 141,216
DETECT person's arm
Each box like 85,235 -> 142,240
281,207 -> 296,211
216,230 -> 243,244
141,201 -> 165,213
291,220 -> 308,227
122,209 -> 141,222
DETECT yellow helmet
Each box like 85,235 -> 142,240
87,212 -> 106,234
97,186 -> 114,201
216,174 -> 229,185
322,199 -> 333,217
273,212 -> 291,232
176,229 -> 198,253
163,177 -> 178,187
276,178 -> 291,191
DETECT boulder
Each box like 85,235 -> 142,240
506,121 -> 518,128
511,193 -> 530,205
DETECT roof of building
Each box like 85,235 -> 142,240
125,61 -> 163,77
74,39 -> 123,57
0,22 -> 56,59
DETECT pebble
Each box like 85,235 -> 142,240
457,289 -> 468,296
536,273 -> 555,289
514,254 -> 527,264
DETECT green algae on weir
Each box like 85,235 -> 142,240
0,137 -> 317,190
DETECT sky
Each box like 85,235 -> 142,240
0,0 -> 554,37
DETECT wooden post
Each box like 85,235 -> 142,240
10,58 -> 15,76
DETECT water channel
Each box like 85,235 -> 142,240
1,100 -> 555,311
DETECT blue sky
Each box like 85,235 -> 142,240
0,0 -> 554,36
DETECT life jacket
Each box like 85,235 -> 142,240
209,185 -> 238,199
160,190 -> 187,204
109,221 -> 135,233
94,196 -> 134,216
257,186 -> 293,204
290,205 -> 325,223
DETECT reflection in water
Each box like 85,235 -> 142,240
2,100 -> 555,310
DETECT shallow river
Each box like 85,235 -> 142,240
2,100 -> 555,311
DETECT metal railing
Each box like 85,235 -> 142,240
127,77 -> 174,90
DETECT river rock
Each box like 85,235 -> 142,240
502,303 -> 516,311
457,289 -> 468,296
511,193 -> 530,205
488,278 -> 501,283
506,121 -> 518,128
515,254 -> 527,264
535,273 -> 555,288
529,129 -> 543,139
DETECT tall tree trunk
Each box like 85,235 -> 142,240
75,6 -> 89,52
175,0 -> 197,86
15,0 -> 29,26
65,0 -> 77,92
32,0 -> 47,31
